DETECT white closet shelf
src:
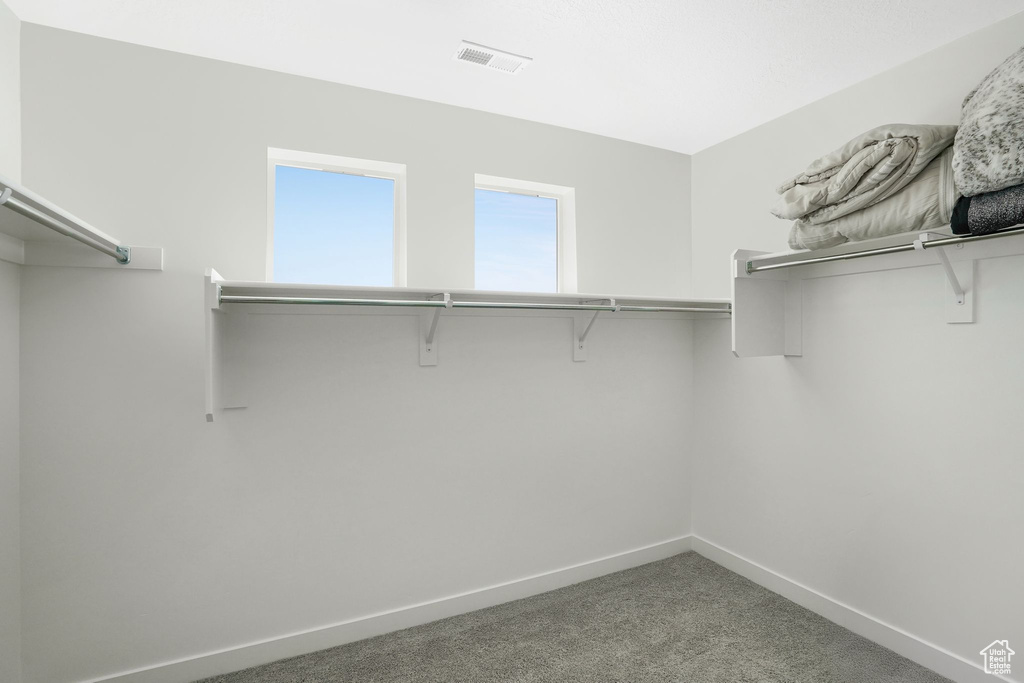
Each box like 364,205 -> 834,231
0,173 -> 163,269
732,225 -> 1024,358
204,270 -> 731,421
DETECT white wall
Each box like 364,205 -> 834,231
0,258 -> 22,683
17,25 -> 694,683
693,266 -> 1024,678
0,3 -> 22,683
20,26 -> 690,297
0,0 -> 19,181
691,11 -> 1024,300
691,11 -> 1024,679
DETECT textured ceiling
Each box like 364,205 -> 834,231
7,0 -> 1024,153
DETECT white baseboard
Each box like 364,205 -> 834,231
690,536 -> 1017,683
82,535 -> 1014,683
84,535 -> 693,683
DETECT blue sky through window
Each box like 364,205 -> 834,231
475,189 -> 557,292
273,165 -> 394,286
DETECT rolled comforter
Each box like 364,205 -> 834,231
773,124 -> 957,225
950,184 -> 1024,236
789,146 -> 958,250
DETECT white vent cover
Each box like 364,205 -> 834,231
454,41 -> 532,74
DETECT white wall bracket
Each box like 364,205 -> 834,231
205,269 -> 252,421
732,250 -> 802,358
204,268 -> 224,422
419,293 -> 451,366
915,233 -> 974,323
574,299 -> 615,361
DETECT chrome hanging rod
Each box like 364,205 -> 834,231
449,301 -> 617,311
219,295 -> 450,307
219,293 -> 731,314
746,225 -> 1024,274
617,305 -> 731,313
0,176 -> 131,263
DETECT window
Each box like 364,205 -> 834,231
268,148 -> 407,286
474,174 -> 577,293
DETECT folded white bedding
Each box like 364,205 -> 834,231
773,124 -> 957,225
788,146 -> 958,250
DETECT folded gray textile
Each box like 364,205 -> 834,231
789,146 -> 958,250
953,44 -> 1024,197
950,183 -> 1024,235
773,124 -> 957,225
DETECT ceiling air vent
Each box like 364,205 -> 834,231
454,41 -> 532,74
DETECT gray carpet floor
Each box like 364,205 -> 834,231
199,552 -> 950,683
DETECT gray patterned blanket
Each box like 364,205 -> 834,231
953,45 -> 1024,197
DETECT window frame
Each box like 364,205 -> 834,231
267,147 -> 408,286
474,173 -> 577,294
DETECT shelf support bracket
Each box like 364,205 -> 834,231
204,268 -> 224,422
574,299 -> 614,362
419,293 -> 451,366
425,308 -> 442,349
732,249 -> 802,358
915,233 -> 974,323
915,234 -> 963,304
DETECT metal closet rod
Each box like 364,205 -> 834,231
0,182 -> 131,263
219,295 -> 449,307
219,294 -> 730,314
746,225 -> 1024,274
